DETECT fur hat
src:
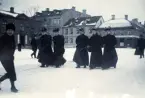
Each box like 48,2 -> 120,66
6,23 -> 15,31
79,28 -> 84,32
41,27 -> 47,32
53,28 -> 59,32
91,28 -> 97,31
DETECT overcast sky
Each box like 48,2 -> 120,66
1,0 -> 145,22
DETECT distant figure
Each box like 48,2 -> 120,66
31,37 -> 37,58
36,33 -> 42,59
53,28 -> 66,68
73,28 -> 89,68
38,27 -> 54,67
89,29 -> 103,69
102,30 -> 118,70
137,34 -> 145,58
0,23 -> 18,92
18,43 -> 22,52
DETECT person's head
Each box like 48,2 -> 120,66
41,27 -> 47,35
79,28 -> 85,35
91,28 -> 97,35
53,28 -> 60,36
140,34 -> 143,38
6,23 -> 15,36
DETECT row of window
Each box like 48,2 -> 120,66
43,18 -> 61,25
63,28 -> 136,35
64,28 -> 93,35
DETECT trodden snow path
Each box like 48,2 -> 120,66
0,48 -> 145,98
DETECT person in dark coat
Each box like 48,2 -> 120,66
31,37 -> 37,58
102,29 -> 118,70
89,29 -> 103,69
0,23 -> 18,92
73,28 -> 89,68
136,34 -> 145,58
36,33 -> 42,59
52,28 -> 66,68
38,28 -> 54,67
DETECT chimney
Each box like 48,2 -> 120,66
46,8 -> 50,12
82,9 -> 86,14
72,6 -> 76,11
10,7 -> 14,13
125,15 -> 128,20
132,18 -> 138,23
111,15 -> 115,20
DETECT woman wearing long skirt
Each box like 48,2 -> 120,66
102,30 -> 118,70
0,23 -> 18,92
73,28 -> 89,68
53,28 -> 66,68
89,29 -> 103,69
38,28 -> 54,67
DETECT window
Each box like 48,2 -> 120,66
70,28 -> 73,34
53,19 -> 60,25
120,38 -> 124,42
70,38 -> 73,43
65,37 -> 68,43
128,31 -> 131,35
77,28 -> 80,34
65,29 -> 68,35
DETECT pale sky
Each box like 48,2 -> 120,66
1,0 -> 145,22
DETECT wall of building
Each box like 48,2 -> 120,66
98,28 -> 141,48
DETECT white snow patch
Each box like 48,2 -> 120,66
99,19 -> 132,28
0,10 -> 18,17
115,35 -> 139,38
0,48 -> 145,97
86,22 -> 97,26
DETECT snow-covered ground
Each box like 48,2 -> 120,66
0,48 -> 145,98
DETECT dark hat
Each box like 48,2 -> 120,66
41,27 -> 47,32
53,28 -> 59,32
140,34 -> 143,37
91,28 -> 97,31
6,23 -> 15,31
79,28 -> 84,32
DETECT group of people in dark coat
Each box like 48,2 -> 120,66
32,28 -> 66,68
73,28 -> 118,70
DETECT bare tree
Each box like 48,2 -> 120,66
23,5 -> 40,17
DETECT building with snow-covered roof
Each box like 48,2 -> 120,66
0,7 -> 42,47
32,7 -> 91,36
96,15 -> 145,48
62,16 -> 104,47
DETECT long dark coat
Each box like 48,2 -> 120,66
38,34 -> 54,65
31,37 -> 37,51
53,35 -> 66,66
102,34 -> 118,69
0,33 -> 16,81
73,34 -> 89,66
89,34 -> 103,68
136,38 -> 145,55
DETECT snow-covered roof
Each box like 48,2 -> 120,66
0,10 -> 18,17
98,19 -> 132,28
64,16 -> 102,27
115,35 -> 139,38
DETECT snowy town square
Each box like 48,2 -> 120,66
1,0 -> 145,98
0,48 -> 145,98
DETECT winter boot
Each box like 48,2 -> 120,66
11,87 -> 18,93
